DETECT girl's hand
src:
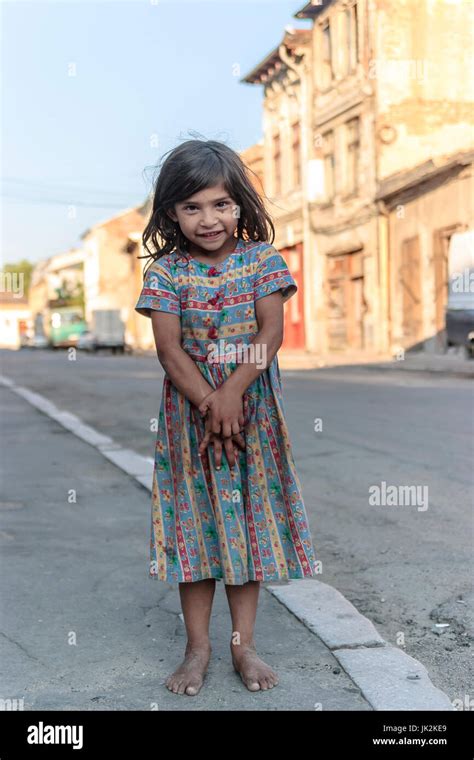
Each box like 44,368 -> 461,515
198,410 -> 245,468
199,429 -> 246,470
198,386 -> 245,438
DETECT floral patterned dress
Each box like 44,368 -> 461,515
135,237 -> 318,585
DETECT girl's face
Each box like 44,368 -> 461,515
167,182 -> 239,255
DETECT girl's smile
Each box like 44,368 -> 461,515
197,230 -> 224,240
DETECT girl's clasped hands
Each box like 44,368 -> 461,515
197,386 -> 246,469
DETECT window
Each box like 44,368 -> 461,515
345,118 -> 360,194
342,2 -> 359,76
322,130 -> 335,201
273,131 -> 281,196
292,122 -> 301,188
353,2 -> 359,65
321,20 -> 333,89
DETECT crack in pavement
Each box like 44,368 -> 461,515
0,630 -> 49,668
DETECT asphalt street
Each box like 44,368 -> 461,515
1,348 -> 472,706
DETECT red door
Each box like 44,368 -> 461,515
282,243 -> 305,350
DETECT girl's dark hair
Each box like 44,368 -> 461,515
139,138 -> 275,276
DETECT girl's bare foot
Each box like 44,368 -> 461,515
230,642 -> 279,692
165,641 -> 212,696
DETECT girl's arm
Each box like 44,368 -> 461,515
150,311 -> 214,408
197,291 -> 284,438
215,290 -> 284,397
151,310 -> 245,467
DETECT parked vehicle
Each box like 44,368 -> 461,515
22,333 -> 49,349
445,230 -> 474,359
76,331 -> 95,351
49,308 -> 88,348
77,309 -> 125,353
32,334 -> 49,349
446,310 -> 474,358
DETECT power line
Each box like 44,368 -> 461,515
1,177 -> 151,211
3,176 -> 143,199
3,194 -> 138,209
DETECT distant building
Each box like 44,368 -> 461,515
80,204 -> 150,350
240,140 -> 265,196
29,248 -> 85,345
0,291 -> 30,349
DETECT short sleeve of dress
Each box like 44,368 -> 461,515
253,245 -> 297,304
134,259 -> 181,318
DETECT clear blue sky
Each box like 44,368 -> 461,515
2,0 -> 310,265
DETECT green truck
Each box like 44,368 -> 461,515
49,306 -> 88,348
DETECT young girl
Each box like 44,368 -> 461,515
135,139 -> 318,697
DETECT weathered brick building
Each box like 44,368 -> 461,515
243,0 -> 474,356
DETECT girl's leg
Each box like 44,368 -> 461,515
224,580 -> 279,691
165,578 -> 216,696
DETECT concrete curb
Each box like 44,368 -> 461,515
0,375 -> 154,489
278,360 -> 474,379
1,373 -> 455,711
277,350 -> 474,378
345,362 -> 474,380
266,581 -> 454,711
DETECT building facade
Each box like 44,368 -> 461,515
243,0 -> 474,356
80,205 -> 150,350
243,29 -> 313,351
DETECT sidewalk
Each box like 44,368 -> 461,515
0,380 -> 454,710
0,385 -> 368,711
277,347 -> 474,378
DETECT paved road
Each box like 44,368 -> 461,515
1,387 -> 370,710
1,348 -> 472,702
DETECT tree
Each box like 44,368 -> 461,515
1,259 -> 34,294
